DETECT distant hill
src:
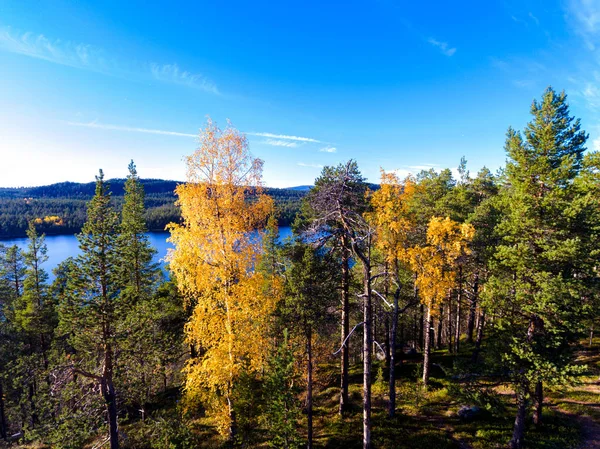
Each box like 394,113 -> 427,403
287,185 -> 313,191
0,179 -> 182,199
0,179 -> 306,238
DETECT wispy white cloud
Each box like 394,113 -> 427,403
297,162 -> 324,169
64,120 -> 196,137
581,80 -> 600,109
262,139 -> 299,148
0,27 -> 218,94
150,63 -> 218,94
64,120 -> 326,148
427,38 -> 456,57
0,27 -> 114,72
528,12 -> 540,26
511,15 -> 526,25
319,146 -> 337,153
247,132 -> 322,143
567,0 -> 600,50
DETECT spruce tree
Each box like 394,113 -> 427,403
117,160 -> 158,299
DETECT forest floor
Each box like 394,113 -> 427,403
309,345 -> 586,449
10,339 -> 600,449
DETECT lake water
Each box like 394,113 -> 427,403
0,226 -> 293,281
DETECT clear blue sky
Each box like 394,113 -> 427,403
1,0 -> 599,187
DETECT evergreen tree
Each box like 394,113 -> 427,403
15,222 -> 55,351
485,88 -> 596,448
280,242 -> 337,449
117,160 -> 159,299
299,160 -> 368,416
2,245 -> 26,300
11,222 -> 56,436
262,329 -> 302,449
57,170 -> 122,449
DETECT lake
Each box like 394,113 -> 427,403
0,226 -> 293,281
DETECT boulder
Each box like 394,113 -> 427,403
457,405 -> 482,421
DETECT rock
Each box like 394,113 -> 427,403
457,405 -> 482,421
405,347 -> 418,356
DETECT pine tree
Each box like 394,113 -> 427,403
300,160 -> 368,417
485,88 -> 596,448
262,329 -> 302,449
57,170 -> 122,449
11,222 -> 56,434
280,242 -> 337,449
15,222 -> 55,349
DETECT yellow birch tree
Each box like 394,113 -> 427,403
408,217 -> 474,386
368,171 -> 418,416
167,119 -> 276,439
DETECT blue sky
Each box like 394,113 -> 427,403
1,0 -> 599,187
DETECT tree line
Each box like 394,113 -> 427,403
0,180 -> 306,238
1,87 -> 599,449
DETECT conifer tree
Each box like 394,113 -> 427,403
57,170 -> 122,449
2,245 -> 26,300
117,160 -> 158,299
262,329 -> 302,449
485,88 -> 596,448
116,160 -> 169,420
281,242 -> 337,449
299,165 -> 362,416
11,222 -> 56,434
15,222 -> 55,352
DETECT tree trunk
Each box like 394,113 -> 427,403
363,263 -> 372,449
384,267 -> 391,370
422,306 -> 432,386
509,385 -> 528,449
447,292 -> 453,353
436,306 -> 443,350
533,381 -> 543,426
454,267 -> 463,353
103,344 -> 119,449
307,328 -> 313,449
388,288 -> 399,418
28,381 -> 37,428
419,304 -> 424,351
466,272 -> 479,344
590,323 -> 594,347
471,310 -> 485,363
384,313 -> 391,369
0,381 -> 7,440
340,240 -> 350,415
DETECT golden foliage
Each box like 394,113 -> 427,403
33,215 -> 64,226
368,170 -> 418,266
167,118 -> 277,435
408,217 -> 474,314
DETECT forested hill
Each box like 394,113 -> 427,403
0,179 -> 307,238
